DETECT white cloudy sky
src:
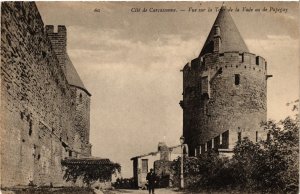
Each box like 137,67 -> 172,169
37,2 -> 299,178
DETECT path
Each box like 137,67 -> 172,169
101,188 -> 198,194
101,188 -> 239,194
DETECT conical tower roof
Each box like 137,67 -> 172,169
65,54 -> 91,96
199,6 -> 249,57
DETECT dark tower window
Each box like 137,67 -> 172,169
79,93 -> 83,103
29,120 -> 33,136
221,131 -> 229,149
267,132 -> 271,142
256,131 -> 258,142
214,136 -> 220,149
238,132 -> 242,142
239,54 -> 244,62
200,144 -> 205,154
69,151 -> 72,157
235,74 -> 240,85
187,146 -> 194,156
207,140 -> 212,150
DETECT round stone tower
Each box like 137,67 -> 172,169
46,25 -> 92,157
180,6 -> 270,156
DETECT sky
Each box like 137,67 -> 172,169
36,2 -> 299,178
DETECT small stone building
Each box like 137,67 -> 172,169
180,5 -> 272,156
131,142 -> 181,188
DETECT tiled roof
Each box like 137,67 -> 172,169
199,5 -> 249,57
130,145 -> 182,160
130,151 -> 159,160
62,157 -> 112,165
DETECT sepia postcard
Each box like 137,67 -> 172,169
1,1 -> 299,194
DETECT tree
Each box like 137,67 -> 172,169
171,100 -> 299,193
231,100 -> 299,193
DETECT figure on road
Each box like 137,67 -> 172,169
146,168 -> 156,194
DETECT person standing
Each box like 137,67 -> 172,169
146,168 -> 156,194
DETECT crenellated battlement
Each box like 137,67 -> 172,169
183,51 -> 267,74
45,25 -> 67,74
45,25 -> 66,35
44,25 -> 67,47
204,52 -> 267,70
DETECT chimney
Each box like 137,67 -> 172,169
158,142 -> 170,161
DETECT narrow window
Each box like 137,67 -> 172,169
29,120 -> 33,136
69,151 -> 72,157
235,74 -> 240,85
79,93 -> 83,103
256,131 -> 258,142
238,132 -> 242,142
214,136 -> 220,149
205,143 -> 207,152
207,140 -> 212,150
222,131 -> 229,149
199,145 -> 202,155
267,132 -> 271,142
141,159 -> 148,173
240,54 -> 244,62
201,77 -> 209,97
212,138 -> 214,149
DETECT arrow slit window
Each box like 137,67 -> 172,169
235,74 -> 240,85
201,76 -> 210,97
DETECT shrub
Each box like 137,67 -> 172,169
112,177 -> 135,189
171,100 -> 299,193
62,162 -> 121,186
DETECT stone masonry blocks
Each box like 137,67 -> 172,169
182,52 -> 267,156
1,2 -> 91,188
